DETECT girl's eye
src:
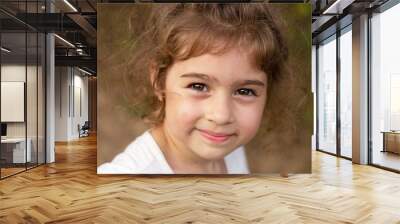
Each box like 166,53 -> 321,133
188,83 -> 208,92
235,88 -> 257,96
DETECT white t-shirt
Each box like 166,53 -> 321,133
97,130 -> 249,174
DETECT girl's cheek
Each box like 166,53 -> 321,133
178,97 -> 204,122
236,103 -> 265,138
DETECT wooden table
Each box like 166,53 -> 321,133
381,131 -> 400,154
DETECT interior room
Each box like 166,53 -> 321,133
0,0 -> 399,223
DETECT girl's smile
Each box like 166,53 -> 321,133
196,128 -> 236,144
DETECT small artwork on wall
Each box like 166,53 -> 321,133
97,3 -> 312,175
1,81 -> 25,122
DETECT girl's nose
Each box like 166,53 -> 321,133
204,92 -> 234,125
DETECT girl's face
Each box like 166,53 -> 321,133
162,47 -> 267,161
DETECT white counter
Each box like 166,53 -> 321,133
1,138 -> 32,163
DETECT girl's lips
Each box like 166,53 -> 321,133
197,129 -> 234,143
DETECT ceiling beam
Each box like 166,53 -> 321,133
55,55 -> 96,72
67,13 -> 97,46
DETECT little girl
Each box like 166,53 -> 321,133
98,3 -> 288,174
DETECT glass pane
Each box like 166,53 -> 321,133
1,31 -> 27,177
371,3 -> 400,171
340,28 -> 352,158
38,33 -> 45,165
27,31 -> 38,169
317,36 -> 337,154
312,45 -> 317,150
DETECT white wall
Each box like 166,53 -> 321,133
55,67 -> 89,141
55,67 -> 69,141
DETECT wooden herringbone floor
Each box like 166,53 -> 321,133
1,135 -> 400,224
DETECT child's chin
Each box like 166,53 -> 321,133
193,147 -> 232,161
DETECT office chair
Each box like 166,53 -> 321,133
79,121 -> 90,138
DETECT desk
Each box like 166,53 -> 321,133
1,138 -> 31,163
381,131 -> 400,154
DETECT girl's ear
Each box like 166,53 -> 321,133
149,64 -> 157,87
149,63 -> 163,102
149,60 -> 157,84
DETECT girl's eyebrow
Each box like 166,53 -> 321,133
180,72 -> 265,87
180,73 -> 211,80
236,80 -> 265,87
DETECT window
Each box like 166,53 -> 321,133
339,27 -> 352,158
317,35 -> 337,154
370,2 -> 400,171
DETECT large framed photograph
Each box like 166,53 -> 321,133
97,3 -> 312,174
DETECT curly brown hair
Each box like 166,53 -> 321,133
123,3 -> 288,125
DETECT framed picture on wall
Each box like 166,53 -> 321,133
1,81 -> 25,122
97,3 -> 312,175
